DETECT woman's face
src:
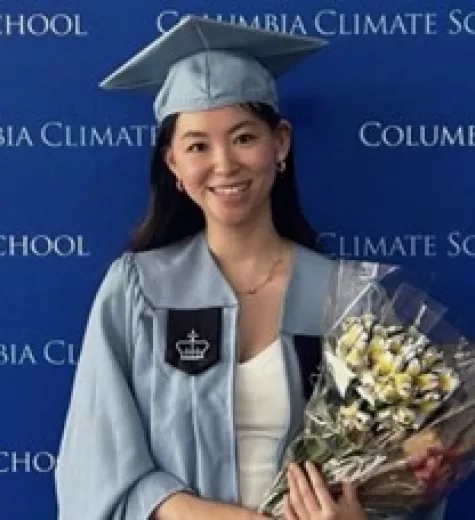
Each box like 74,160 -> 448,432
164,104 -> 291,229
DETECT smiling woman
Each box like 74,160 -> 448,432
129,101 -> 316,256
164,105 -> 290,229
54,15 -> 446,520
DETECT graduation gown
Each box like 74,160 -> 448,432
55,232 -> 445,520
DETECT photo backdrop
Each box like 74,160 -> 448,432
1,0 -> 475,517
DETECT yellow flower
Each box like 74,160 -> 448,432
339,401 -> 362,430
420,347 -> 443,371
373,351 -> 398,375
416,373 -> 440,392
394,406 -> 416,427
374,379 -> 398,403
368,336 -> 387,363
339,323 -> 364,350
439,371 -> 460,395
394,372 -> 414,400
345,343 -> 368,369
406,358 -> 422,376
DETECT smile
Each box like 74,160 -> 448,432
209,180 -> 252,196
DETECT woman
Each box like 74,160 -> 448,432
55,16 -> 446,520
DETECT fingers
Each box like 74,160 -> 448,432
283,494 -> 298,520
304,461 -> 334,511
339,480 -> 366,517
287,464 -> 308,520
341,480 -> 358,502
288,463 -> 321,519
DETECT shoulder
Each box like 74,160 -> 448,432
97,233 -> 209,311
133,234 -> 197,269
280,244 -> 336,334
293,242 -> 336,282
101,234 -> 197,293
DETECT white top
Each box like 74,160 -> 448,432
234,337 -> 290,509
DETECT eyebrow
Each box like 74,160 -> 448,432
180,120 -> 258,140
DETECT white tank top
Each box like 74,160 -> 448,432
234,337 -> 289,509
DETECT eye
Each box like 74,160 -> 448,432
186,141 -> 208,153
234,133 -> 257,145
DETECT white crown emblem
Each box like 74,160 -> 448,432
176,330 -> 210,361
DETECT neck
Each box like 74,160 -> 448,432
204,209 -> 292,296
205,217 -> 283,266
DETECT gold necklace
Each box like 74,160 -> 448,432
235,254 -> 283,296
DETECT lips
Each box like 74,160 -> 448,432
208,180 -> 252,196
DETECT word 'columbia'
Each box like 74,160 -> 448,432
360,122 -> 475,148
157,9 -> 475,36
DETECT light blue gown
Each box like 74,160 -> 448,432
55,232 -> 446,520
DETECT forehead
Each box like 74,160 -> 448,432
173,104 -> 264,135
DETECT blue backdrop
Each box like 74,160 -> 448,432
1,0 -> 474,518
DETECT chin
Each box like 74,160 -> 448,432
203,195 -> 271,230
213,215 -> 251,229
205,208 -> 254,228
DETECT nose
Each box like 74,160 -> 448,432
212,144 -> 238,175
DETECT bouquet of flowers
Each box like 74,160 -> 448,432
259,260 -> 475,517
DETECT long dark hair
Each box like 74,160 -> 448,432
129,103 -> 321,252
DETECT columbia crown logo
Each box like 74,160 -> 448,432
176,330 -> 210,361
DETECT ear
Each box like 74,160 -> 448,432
163,146 -> 180,178
274,119 -> 292,163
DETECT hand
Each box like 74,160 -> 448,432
283,462 -> 366,520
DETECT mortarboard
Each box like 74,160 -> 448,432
100,15 -> 327,124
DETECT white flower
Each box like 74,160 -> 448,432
356,385 -> 377,408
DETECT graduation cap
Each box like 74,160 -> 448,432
100,15 -> 328,123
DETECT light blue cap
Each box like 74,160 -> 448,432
100,15 -> 327,124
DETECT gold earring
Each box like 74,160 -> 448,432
277,159 -> 286,174
176,179 -> 184,192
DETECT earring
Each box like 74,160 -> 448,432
277,159 -> 286,174
176,179 -> 184,192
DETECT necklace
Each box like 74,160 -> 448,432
235,253 -> 283,296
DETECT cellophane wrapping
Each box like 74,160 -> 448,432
259,260 -> 475,517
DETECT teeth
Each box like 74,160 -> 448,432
212,182 -> 249,195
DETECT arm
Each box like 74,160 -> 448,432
55,257 -> 194,520
153,492 -> 270,520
